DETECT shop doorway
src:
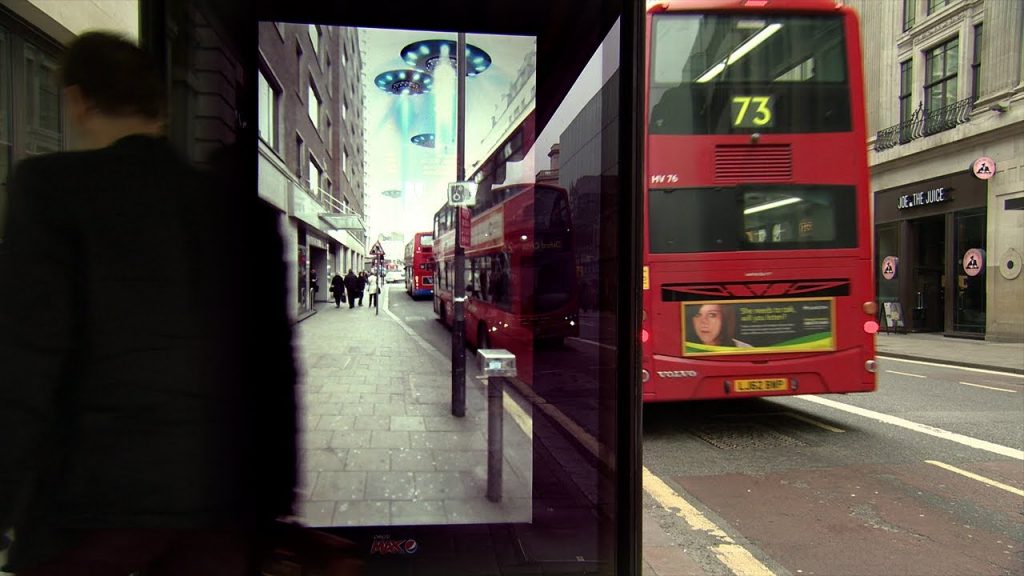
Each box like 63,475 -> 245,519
911,215 -> 944,332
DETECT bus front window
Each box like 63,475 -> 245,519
649,13 -> 851,134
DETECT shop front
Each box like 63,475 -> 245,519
875,171 -> 988,338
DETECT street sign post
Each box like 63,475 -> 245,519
451,32 -> 468,419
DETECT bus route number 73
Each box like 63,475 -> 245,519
731,95 -> 774,128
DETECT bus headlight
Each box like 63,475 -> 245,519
641,369 -> 650,383
865,360 -> 877,373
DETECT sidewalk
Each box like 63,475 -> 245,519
876,331 -> 1024,374
292,289 -> 532,528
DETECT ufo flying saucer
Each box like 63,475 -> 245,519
400,40 -> 492,77
410,133 -> 436,148
374,69 -> 433,95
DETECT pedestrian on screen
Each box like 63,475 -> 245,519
0,31 -> 298,575
344,269 -> 359,309
330,272 -> 345,308
356,271 -> 367,307
367,270 -> 380,310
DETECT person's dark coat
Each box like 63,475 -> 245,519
330,274 -> 344,297
356,273 -> 367,295
344,271 -> 359,299
0,135 -> 297,570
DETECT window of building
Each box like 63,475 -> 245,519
342,98 -> 347,121
342,147 -> 347,177
899,59 -> 913,141
927,0 -> 951,15
924,37 -> 958,114
296,40 -> 304,94
308,83 -> 320,131
309,156 -> 322,195
971,23 -> 982,103
326,54 -> 332,96
24,43 -> 61,156
257,68 -> 279,150
325,116 -> 332,154
308,24 -> 319,56
295,134 -> 304,180
903,0 -> 916,31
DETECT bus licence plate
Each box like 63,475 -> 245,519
734,378 -> 788,393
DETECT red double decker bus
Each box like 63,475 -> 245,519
641,0 -> 877,401
404,232 -> 434,299
433,183 -> 579,381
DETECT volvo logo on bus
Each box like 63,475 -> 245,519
657,370 -> 698,378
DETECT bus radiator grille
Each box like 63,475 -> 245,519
715,144 -> 793,182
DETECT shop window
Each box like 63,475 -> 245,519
954,208 -> 986,334
875,223 -> 900,309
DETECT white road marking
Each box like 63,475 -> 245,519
644,468 -> 776,576
785,412 -> 845,433
797,396 -> 1024,461
925,460 -> 1024,497
878,356 -> 1024,379
958,381 -> 1018,393
886,370 -> 927,378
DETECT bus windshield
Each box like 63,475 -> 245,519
649,13 -> 850,134
648,184 -> 857,253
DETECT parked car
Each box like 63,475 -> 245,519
385,270 -> 405,283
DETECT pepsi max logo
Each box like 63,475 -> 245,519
370,536 -> 419,555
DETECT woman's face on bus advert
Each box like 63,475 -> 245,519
692,304 -> 723,345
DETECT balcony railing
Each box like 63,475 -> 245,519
307,185 -> 366,235
874,97 -> 973,151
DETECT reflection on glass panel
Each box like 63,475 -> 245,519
0,28 -> 10,240
954,208 -> 986,334
260,12 -> 621,572
24,43 -> 62,156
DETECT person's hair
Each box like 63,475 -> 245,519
689,303 -> 738,346
60,31 -> 166,119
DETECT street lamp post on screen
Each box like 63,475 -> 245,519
451,32 -> 467,418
